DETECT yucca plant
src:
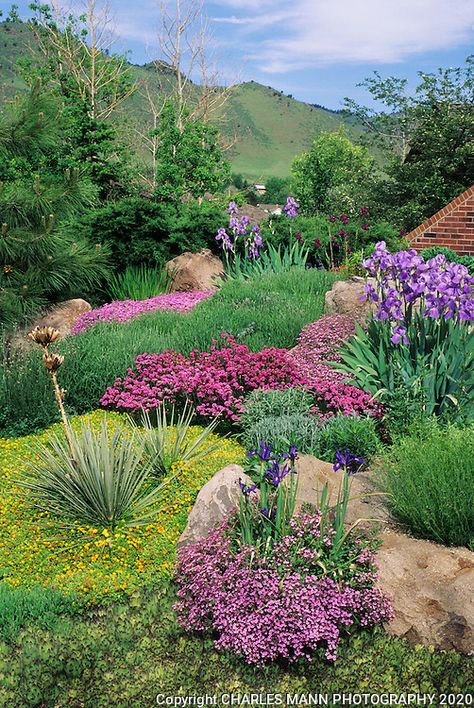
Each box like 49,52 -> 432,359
131,403 -> 221,479
18,420 -> 168,531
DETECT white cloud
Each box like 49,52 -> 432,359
213,0 -> 474,72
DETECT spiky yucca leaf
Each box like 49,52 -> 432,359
131,403 -> 221,479
17,419 -> 169,531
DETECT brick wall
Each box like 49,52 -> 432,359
407,185 -> 474,255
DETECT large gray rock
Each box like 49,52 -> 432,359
166,249 -> 224,292
178,464 -> 253,547
294,454 -> 474,653
324,276 -> 376,323
377,531 -> 474,653
9,298 -> 92,351
294,454 -> 390,528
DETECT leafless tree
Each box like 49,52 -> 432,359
30,0 -> 136,121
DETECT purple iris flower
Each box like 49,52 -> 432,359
239,478 -> 258,497
282,444 -> 299,463
339,215 -> 349,225
227,201 -> 238,215
265,460 -> 292,487
390,325 -> 409,346
328,215 -> 337,223
333,450 -> 365,475
247,440 -> 275,462
283,197 -> 300,219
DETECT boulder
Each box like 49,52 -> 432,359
9,298 -> 92,351
294,454 -> 474,653
324,276 -> 376,323
166,249 -> 224,292
377,531 -> 474,653
294,454 -> 391,528
178,464 -> 253,547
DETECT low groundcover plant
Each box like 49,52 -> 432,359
175,510 -> 393,665
101,334 -> 308,422
72,290 -> 214,335
175,438 -> 392,665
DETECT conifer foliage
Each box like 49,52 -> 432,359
0,85 -> 110,328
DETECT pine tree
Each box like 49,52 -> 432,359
0,85 -> 110,328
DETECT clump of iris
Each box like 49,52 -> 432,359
362,242 -> 474,345
236,440 -> 299,554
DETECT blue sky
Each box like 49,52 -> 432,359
2,0 -> 474,109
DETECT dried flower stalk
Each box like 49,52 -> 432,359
28,327 -> 77,463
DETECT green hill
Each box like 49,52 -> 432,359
0,20 -> 370,181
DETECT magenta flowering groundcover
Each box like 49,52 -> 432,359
175,513 -> 393,665
101,334 -> 307,422
71,290 -> 214,335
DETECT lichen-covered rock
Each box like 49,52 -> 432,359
9,298 -> 92,351
178,465 -> 252,548
166,249 -> 224,292
324,276 -> 376,322
377,531 -> 474,653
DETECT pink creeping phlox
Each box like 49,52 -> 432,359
175,512 -> 393,665
101,334 -> 308,422
290,315 -> 381,418
72,291 -> 214,335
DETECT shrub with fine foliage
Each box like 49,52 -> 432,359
241,413 -> 321,455
317,414 -> 381,463
382,424 -> 474,548
240,388 -> 315,429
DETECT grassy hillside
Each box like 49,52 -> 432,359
0,20 -> 371,181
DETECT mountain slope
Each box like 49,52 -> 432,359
0,20 -> 370,181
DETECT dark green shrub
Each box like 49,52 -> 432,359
263,214 -> 402,267
419,246 -> 458,262
457,255 -> 474,275
241,413 -> 321,454
63,197 -> 225,271
419,248 -> 474,276
382,424 -> 474,548
317,414 -> 381,463
240,387 -> 314,430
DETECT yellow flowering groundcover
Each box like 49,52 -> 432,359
0,410 -> 244,603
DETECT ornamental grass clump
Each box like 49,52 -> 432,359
382,424 -> 474,548
131,403 -> 221,480
337,242 -> 474,421
101,334 -> 307,423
